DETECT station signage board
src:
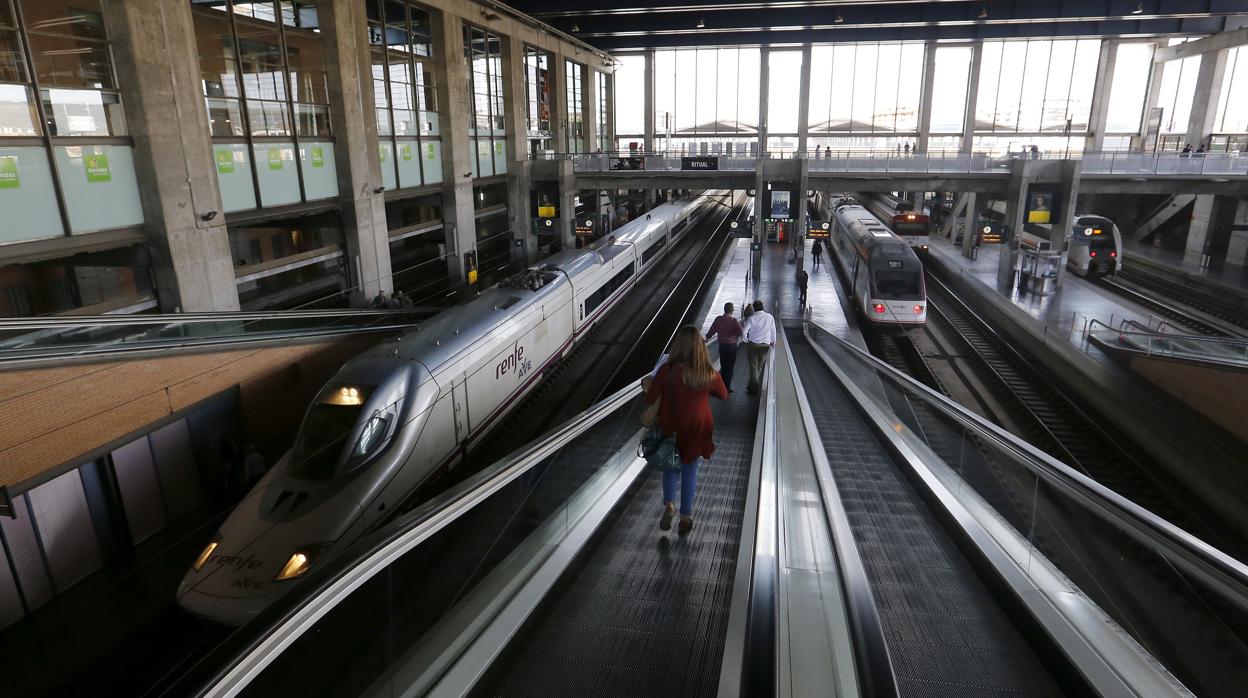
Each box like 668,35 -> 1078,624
532,217 -> 558,235
574,218 -> 596,236
807,221 -> 831,239
978,221 -> 1006,244
681,156 -> 719,171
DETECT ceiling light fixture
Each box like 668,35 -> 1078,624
978,6 -> 988,19
834,13 -> 844,24
696,17 -> 706,28
572,21 -> 580,32
1132,3 -> 1143,14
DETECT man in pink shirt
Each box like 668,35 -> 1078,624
705,302 -> 744,393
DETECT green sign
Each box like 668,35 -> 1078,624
311,146 -> 325,168
215,149 -> 234,174
425,143 -> 435,161
379,145 -> 388,163
268,148 -> 283,170
494,141 -> 504,157
0,156 -> 18,189
84,152 -> 111,183
401,144 -> 412,161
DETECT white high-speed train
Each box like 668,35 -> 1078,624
177,194 -> 718,625
827,196 -> 927,328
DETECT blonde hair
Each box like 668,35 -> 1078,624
668,325 -> 717,389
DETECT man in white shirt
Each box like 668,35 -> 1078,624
741,299 -> 776,394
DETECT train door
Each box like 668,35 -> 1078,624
450,373 -> 470,463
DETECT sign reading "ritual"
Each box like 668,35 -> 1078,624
681,156 -> 719,171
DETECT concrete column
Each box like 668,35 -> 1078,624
915,41 -> 937,154
960,41 -> 983,155
1186,48 -> 1229,149
1185,195 -> 1217,266
758,48 -> 770,156
794,158 -> 809,273
104,0 -> 239,312
1139,46 -> 1167,152
318,0 -> 392,304
959,192 -> 978,258
1227,198 -> 1248,267
643,49 -> 656,152
997,160 -> 1032,287
432,9 -> 476,284
753,166 -> 766,281
1085,40 -> 1117,153
1053,160 -> 1082,289
583,68 -> 599,153
796,45 -> 812,155
550,53 -> 568,152
502,36 -> 533,269
557,159 -> 576,250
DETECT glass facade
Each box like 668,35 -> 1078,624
473,182 -> 510,285
366,0 -> 441,191
564,59 -> 584,153
523,45 -> 552,155
1155,45 -> 1201,136
192,1 -> 336,212
465,25 -> 506,176
612,53 -> 643,144
975,39 -> 1100,135
0,0 -> 144,244
808,43 -> 924,136
1104,43 -> 1155,134
595,71 -> 610,152
230,210 -> 346,309
930,46 -> 971,135
1213,46 -> 1248,136
653,47 -> 760,152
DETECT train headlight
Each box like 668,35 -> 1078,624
274,544 -> 330,582
194,537 -> 220,571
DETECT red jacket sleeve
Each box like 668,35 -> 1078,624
708,372 -> 728,400
645,364 -> 669,404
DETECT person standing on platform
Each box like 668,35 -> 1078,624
370,290 -> 388,308
811,238 -> 824,269
903,143 -> 910,156
705,303 -> 744,393
646,325 -> 728,536
797,269 -> 809,308
742,300 -> 776,395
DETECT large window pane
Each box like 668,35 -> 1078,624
828,45 -> 854,131
1064,39 -> 1100,132
930,46 -> 970,133
694,48 -> 716,130
1215,46 -> 1248,134
737,48 -> 760,132
994,42 -> 1027,131
974,41 -> 1003,130
894,43 -> 924,132
0,83 -> 40,136
849,44 -> 876,132
654,49 -> 674,138
1157,53 -> 1201,134
808,46 -> 833,132
1017,41 -> 1051,133
673,49 -> 695,133
767,50 -> 802,134
613,54 -> 643,136
19,0 -> 106,41
1040,40 -> 1074,132
1105,43 -> 1153,133
873,44 -> 900,132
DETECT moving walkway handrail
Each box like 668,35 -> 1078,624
0,307 -> 433,330
1095,318 -> 1248,346
174,376 -> 650,697
803,319 -> 1248,613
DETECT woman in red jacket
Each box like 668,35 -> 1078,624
646,325 -> 728,535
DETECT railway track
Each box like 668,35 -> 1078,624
922,270 -> 1242,554
1117,265 -> 1248,335
1096,274 -> 1234,336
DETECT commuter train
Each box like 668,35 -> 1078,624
1067,214 -> 1123,278
860,193 -> 931,250
827,197 -> 927,328
177,194 -> 718,625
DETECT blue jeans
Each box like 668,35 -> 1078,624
663,457 -> 702,516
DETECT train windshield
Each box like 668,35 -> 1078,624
290,384 -> 375,480
873,270 -> 923,300
892,220 -> 928,236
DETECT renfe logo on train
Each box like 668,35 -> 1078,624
496,342 -> 532,380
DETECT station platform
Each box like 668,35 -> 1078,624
1124,242 -> 1248,297
926,234 -> 1154,362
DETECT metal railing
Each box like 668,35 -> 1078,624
1087,318 -> 1248,368
549,149 -> 1248,177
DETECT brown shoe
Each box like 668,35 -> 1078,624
660,502 -> 675,531
677,516 -> 694,536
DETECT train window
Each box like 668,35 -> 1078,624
351,413 -> 391,460
874,271 -> 923,300
583,263 -> 635,317
670,220 -> 687,237
642,238 -> 666,264
290,404 -> 360,479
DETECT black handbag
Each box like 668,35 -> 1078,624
639,366 -> 681,473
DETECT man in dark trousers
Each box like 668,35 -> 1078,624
742,300 -> 776,395
705,302 -> 744,393
811,238 -> 824,269
797,268 -> 809,307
